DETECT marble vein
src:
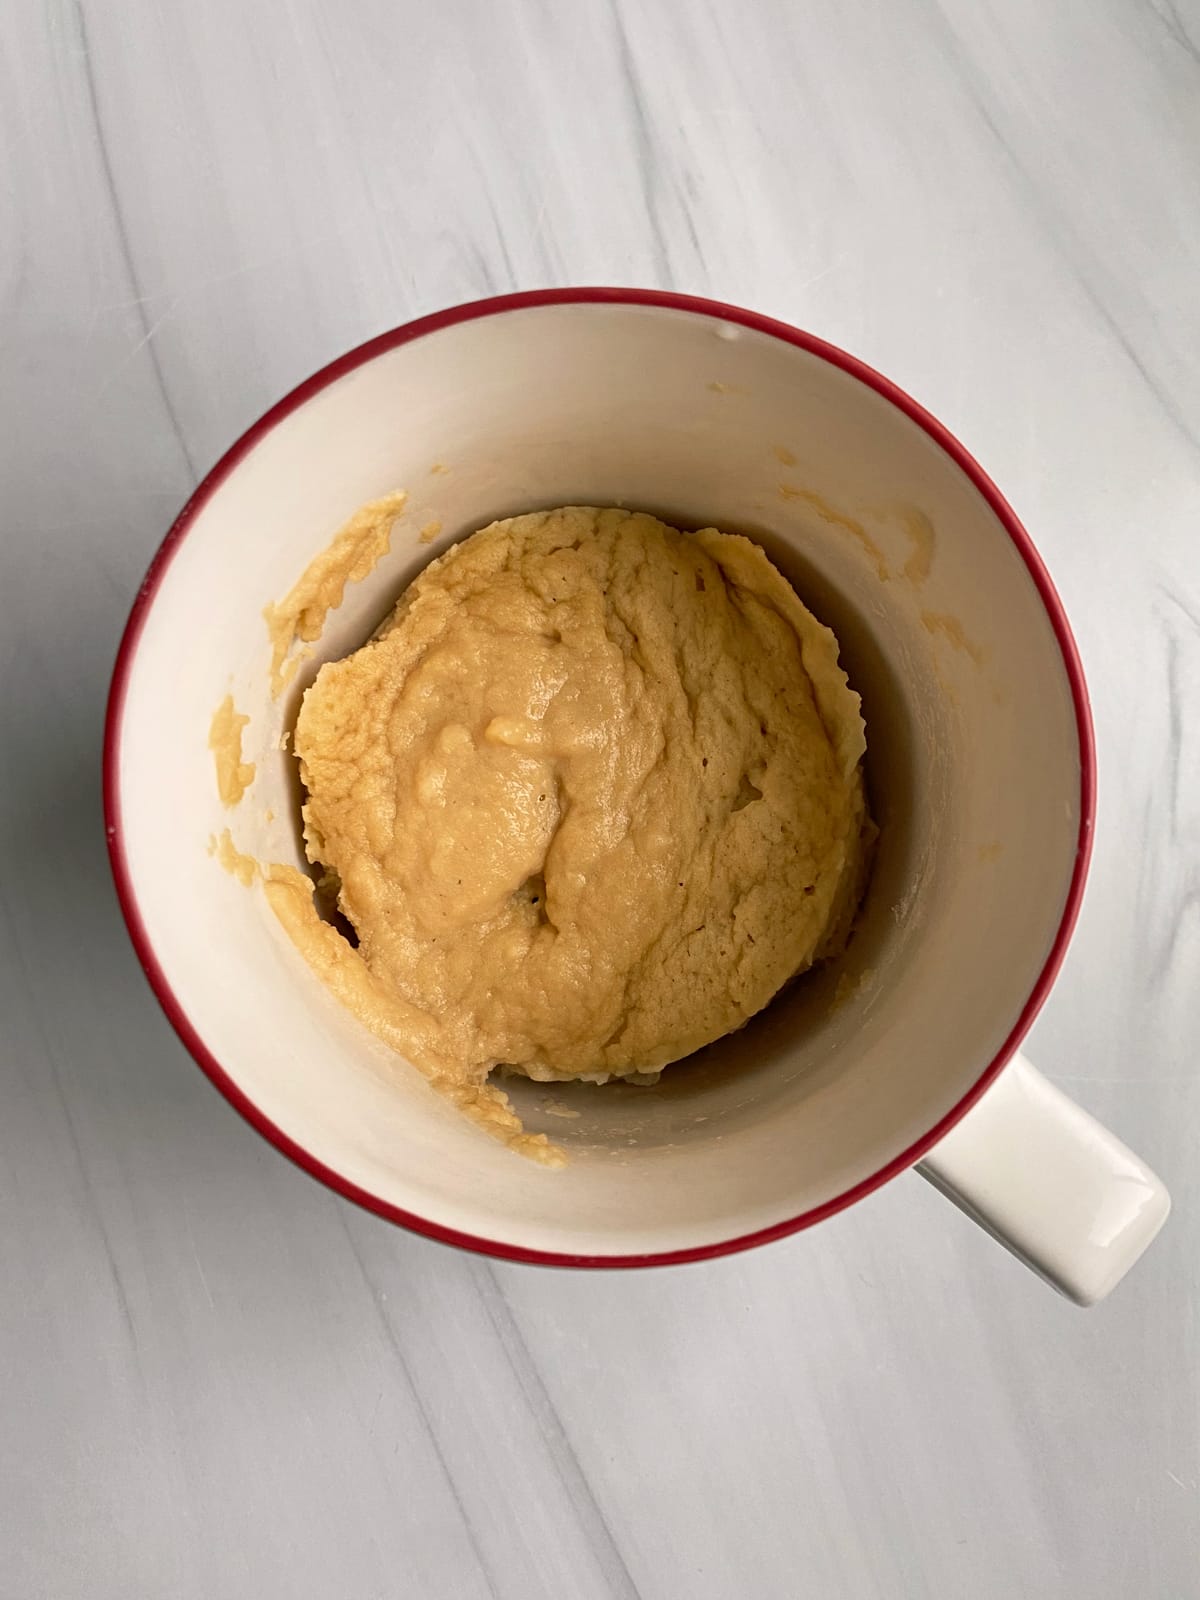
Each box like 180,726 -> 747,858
71,0 -> 198,483
929,0 -> 1200,459
475,1265 -> 644,1600
340,1216 -> 500,1600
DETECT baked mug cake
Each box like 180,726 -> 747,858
263,505 -> 872,1161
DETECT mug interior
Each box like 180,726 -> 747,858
108,294 -> 1089,1259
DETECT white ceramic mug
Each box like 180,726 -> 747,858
105,289 -> 1169,1303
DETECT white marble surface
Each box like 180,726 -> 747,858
2,0 -> 1198,1593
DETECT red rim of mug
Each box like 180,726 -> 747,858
103,287 -> 1096,1268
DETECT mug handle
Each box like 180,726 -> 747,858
917,1053 -> 1170,1305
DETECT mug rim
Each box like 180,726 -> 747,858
103,287 -> 1096,1268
